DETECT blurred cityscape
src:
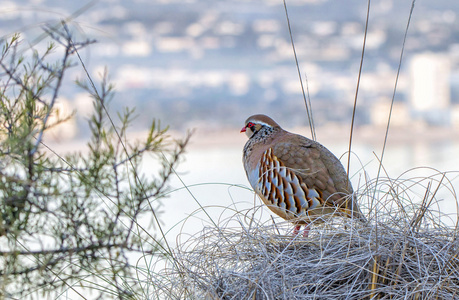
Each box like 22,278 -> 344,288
1,0 -> 459,138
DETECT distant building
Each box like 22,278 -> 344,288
371,100 -> 410,127
409,53 -> 451,125
452,105 -> 459,129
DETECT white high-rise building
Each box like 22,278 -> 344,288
409,53 -> 451,113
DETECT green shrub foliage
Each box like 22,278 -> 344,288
0,24 -> 188,298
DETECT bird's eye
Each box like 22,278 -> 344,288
247,122 -> 255,128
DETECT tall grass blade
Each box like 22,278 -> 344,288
283,0 -> 316,141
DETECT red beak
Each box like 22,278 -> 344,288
240,126 -> 246,133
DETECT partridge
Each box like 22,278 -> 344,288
241,114 -> 365,236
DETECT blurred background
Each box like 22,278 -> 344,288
2,0 -> 459,236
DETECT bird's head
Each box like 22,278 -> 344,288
240,114 -> 280,139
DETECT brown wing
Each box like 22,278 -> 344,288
271,135 -> 363,219
257,148 -> 325,221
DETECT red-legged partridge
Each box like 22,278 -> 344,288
241,114 -> 365,236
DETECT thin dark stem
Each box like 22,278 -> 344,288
0,242 -> 132,258
347,0 -> 371,179
30,34 -> 71,155
283,0 -> 316,141
373,0 -> 416,198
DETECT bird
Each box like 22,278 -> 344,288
241,114 -> 365,236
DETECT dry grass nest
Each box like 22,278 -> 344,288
159,171 -> 459,299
